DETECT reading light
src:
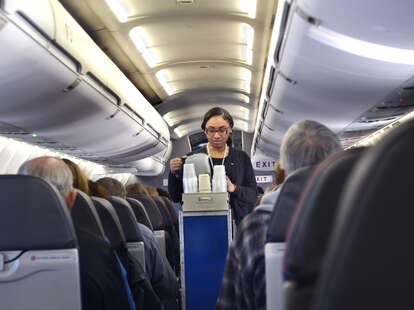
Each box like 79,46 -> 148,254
309,26 -> 414,65
105,0 -> 131,22
240,0 -> 257,19
130,27 -> 158,68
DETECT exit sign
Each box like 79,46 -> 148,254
255,175 -> 273,183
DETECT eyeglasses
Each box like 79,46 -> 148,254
205,127 -> 230,136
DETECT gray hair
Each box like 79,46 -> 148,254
96,177 -> 126,199
280,120 -> 342,175
18,156 -> 74,198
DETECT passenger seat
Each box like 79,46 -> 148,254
0,175 -> 81,310
311,119 -> 414,310
283,149 -> 364,310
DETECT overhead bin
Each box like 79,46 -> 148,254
134,141 -> 173,176
0,0 -> 170,172
253,0 -> 414,158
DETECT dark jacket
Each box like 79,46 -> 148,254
76,227 -> 134,310
168,146 -> 257,224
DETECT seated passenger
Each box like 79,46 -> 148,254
89,179 -> 110,199
216,120 -> 342,310
62,158 -> 90,195
265,159 -> 285,194
18,157 -> 133,310
157,187 -> 170,199
97,177 -> 179,307
126,183 -> 150,196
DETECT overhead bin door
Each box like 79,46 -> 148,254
0,12 -> 167,164
0,18 -> 79,125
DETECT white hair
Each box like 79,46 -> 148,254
280,120 -> 342,175
18,156 -> 74,198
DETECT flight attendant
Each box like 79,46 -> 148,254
168,107 -> 257,224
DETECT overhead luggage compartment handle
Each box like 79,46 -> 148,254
85,72 -> 121,106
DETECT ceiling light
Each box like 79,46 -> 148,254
241,107 -> 250,120
105,0 -> 131,22
240,68 -> 252,93
309,26 -> 414,65
234,119 -> 249,132
130,27 -> 158,68
156,70 -> 176,96
242,23 -> 254,49
174,128 -> 184,138
240,0 -> 257,19
163,114 -> 174,127
240,94 -> 250,104
241,67 -> 252,82
241,23 -> 255,65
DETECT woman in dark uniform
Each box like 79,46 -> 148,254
168,107 -> 257,224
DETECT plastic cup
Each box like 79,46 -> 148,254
212,165 -> 227,192
183,163 -> 196,178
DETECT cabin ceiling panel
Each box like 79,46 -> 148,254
58,0 -> 277,139
157,89 -> 253,114
164,103 -> 251,127
116,0 -> 265,20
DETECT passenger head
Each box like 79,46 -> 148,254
18,156 -> 77,209
280,120 -> 342,175
62,158 -> 90,195
126,183 -> 150,196
96,177 -> 126,199
88,180 -> 110,199
201,107 -> 234,149
146,186 -> 159,197
157,188 -> 170,199
273,160 -> 285,186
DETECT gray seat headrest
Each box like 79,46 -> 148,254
0,175 -> 77,250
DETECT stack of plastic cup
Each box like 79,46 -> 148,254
212,165 -> 227,192
198,174 -> 212,193
183,163 -> 198,193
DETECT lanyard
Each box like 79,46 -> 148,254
207,143 -> 228,169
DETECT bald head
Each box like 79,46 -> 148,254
18,156 -> 76,209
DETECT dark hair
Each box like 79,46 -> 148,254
88,180 -> 110,199
96,177 -> 126,199
201,107 -> 234,131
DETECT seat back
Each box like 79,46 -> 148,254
283,149 -> 364,310
266,166 -> 314,243
129,194 -> 165,230
0,175 -> 81,310
71,190 -> 105,238
265,242 -> 286,310
109,196 -> 145,268
92,197 -> 129,266
311,119 -> 414,310
265,166 -> 313,310
153,230 -> 167,257
127,197 -> 154,231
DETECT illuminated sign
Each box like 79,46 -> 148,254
255,175 -> 273,183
